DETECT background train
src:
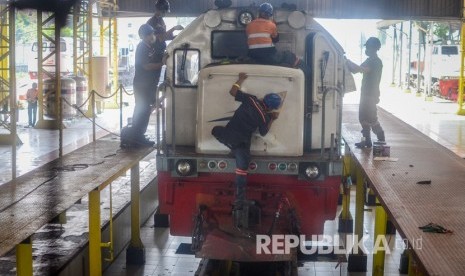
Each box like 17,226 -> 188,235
155,5 -> 356,262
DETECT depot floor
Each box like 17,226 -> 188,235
1,85 -> 464,275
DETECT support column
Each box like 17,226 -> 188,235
399,22 -> 403,89
16,237 -> 32,276
457,22 -> 465,115
391,25 -> 397,87
126,163 -> 146,264
348,166 -> 367,272
372,198 -> 388,276
0,5 -> 21,149
338,148 -> 353,233
416,28 -> 422,97
365,185 -> 376,206
405,21 -> 413,93
408,250 -> 424,275
424,26 -> 433,102
89,189 -> 102,276
34,11 -> 62,130
104,15 -> 120,109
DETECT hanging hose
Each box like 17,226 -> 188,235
267,196 -> 291,236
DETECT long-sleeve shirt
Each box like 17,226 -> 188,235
26,88 -> 38,103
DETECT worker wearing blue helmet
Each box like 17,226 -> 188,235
211,72 -> 281,228
259,2 -> 273,17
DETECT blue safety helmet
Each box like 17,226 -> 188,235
155,0 -> 170,12
364,37 -> 381,50
263,93 -> 281,110
138,24 -> 154,39
259,3 -> 273,17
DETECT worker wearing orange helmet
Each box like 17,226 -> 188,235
246,3 -> 306,72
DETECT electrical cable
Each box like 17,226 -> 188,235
62,96 -> 158,148
0,159 -> 108,213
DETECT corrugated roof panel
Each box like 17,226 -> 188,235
117,0 -> 462,19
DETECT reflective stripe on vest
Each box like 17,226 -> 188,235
248,33 -> 271,38
249,43 -> 274,49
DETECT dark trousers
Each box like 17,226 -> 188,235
358,98 -> 384,141
233,146 -> 250,202
212,126 -> 250,203
28,102 -> 37,127
132,85 -> 155,139
248,47 -> 306,72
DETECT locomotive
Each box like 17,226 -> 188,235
155,6 -> 355,262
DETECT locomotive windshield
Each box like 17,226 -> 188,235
211,31 -> 248,59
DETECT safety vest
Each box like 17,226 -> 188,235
246,18 -> 278,49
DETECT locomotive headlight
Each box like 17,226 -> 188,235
305,165 -> 320,179
238,11 -> 254,26
205,10 -> 222,28
288,11 -> 306,29
175,160 -> 193,176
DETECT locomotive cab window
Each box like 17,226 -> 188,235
174,49 -> 200,87
441,46 -> 458,55
211,31 -> 248,59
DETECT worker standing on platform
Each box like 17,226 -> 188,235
246,3 -> 306,71
211,72 -> 281,227
346,37 -> 385,148
26,82 -> 38,127
147,0 -> 184,43
126,24 -> 166,147
147,0 -> 185,83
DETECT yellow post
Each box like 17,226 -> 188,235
457,22 -> 465,115
341,153 -> 351,219
0,6 -> 9,104
85,0 -> 95,118
372,198 -> 388,276
408,250 -> 415,275
338,149 -> 353,233
35,10 -> 62,130
407,250 -> 424,276
99,19 -> 106,56
131,164 -> 142,245
126,163 -> 146,264
89,189 -> 102,276
112,17 -> 118,89
354,166 -> 364,237
348,164 -> 367,272
105,16 -> 120,109
16,237 -> 32,276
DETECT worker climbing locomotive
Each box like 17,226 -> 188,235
155,2 -> 356,265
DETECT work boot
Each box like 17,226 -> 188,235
136,137 -> 155,147
376,131 -> 385,143
372,124 -> 385,143
355,138 -> 372,148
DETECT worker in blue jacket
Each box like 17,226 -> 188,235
211,72 -> 281,227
